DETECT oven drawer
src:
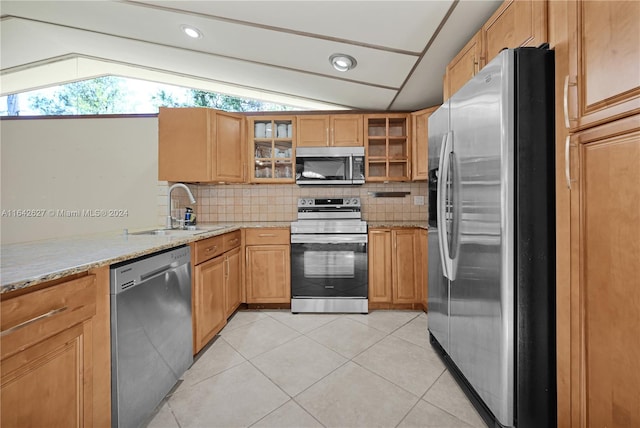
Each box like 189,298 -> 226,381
245,228 -> 290,245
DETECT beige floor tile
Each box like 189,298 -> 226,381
397,399 -> 473,428
251,335 -> 347,396
353,335 -> 445,396
168,361 -> 289,428
221,310 -> 269,333
423,371 -> 486,428
348,310 -> 421,334
296,361 -> 418,428
392,313 -> 431,349
146,402 -> 179,428
251,400 -> 323,428
307,317 -> 386,358
180,337 -> 246,389
221,316 -> 301,359
265,310 -> 339,334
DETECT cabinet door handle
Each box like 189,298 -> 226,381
1,307 -> 68,337
564,135 -> 578,189
326,128 -> 329,146
563,75 -> 577,129
205,245 -> 218,253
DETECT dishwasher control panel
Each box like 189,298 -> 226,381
110,245 -> 191,294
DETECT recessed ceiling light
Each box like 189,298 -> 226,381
329,54 -> 357,72
181,25 -> 202,39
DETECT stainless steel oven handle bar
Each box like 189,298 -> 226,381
291,234 -> 368,244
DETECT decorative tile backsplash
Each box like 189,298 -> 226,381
159,181 -> 427,225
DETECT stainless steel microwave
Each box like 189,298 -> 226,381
295,146 -> 365,185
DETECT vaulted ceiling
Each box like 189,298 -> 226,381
0,1 -> 502,111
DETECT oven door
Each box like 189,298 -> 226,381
290,234 -> 367,298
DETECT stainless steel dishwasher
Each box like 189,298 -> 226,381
110,245 -> 193,428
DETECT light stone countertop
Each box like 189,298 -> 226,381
0,222 -> 290,294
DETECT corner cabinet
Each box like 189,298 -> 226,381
411,106 -> 438,181
159,107 -> 245,183
247,116 -> 295,183
245,228 -> 290,304
364,114 -> 411,182
297,114 -> 363,147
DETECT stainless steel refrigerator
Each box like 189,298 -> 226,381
428,47 -> 556,428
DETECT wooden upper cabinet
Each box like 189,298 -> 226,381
444,0 -> 548,101
411,106 -> 438,181
247,116 -> 295,183
482,0 -> 548,64
297,114 -> 363,147
444,30 -> 483,100
331,115 -> 364,146
159,107 -> 245,183
565,0 -> 640,131
365,114 -> 411,182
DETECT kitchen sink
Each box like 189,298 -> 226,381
131,225 -> 228,236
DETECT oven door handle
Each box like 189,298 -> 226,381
291,234 -> 368,244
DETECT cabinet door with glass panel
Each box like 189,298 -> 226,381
364,114 -> 411,181
248,116 -> 296,183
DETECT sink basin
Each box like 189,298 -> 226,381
131,225 -> 228,236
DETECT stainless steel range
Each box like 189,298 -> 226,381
290,197 -> 368,313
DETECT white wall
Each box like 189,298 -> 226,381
1,116 -> 159,244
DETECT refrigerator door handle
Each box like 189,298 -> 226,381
449,150 -> 461,280
436,133 -> 449,279
437,131 -> 454,280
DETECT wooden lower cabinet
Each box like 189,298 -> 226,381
193,255 -> 226,354
245,245 -> 290,303
563,115 -> 640,427
244,228 -> 291,304
1,270 -> 111,427
193,232 -> 242,354
368,228 -> 426,309
225,247 -> 242,317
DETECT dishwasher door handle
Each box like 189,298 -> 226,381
139,263 -> 178,283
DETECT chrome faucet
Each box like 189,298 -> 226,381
166,183 -> 197,229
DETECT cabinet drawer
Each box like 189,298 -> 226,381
222,230 -> 241,252
1,275 -> 96,360
193,235 -> 224,265
245,228 -> 290,245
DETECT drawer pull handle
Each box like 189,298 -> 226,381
258,234 -> 275,237
229,238 -> 239,244
1,306 -> 68,337
205,246 -> 218,252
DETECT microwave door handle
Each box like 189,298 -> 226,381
348,156 -> 353,182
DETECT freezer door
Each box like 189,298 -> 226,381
448,50 -> 515,426
427,104 -> 450,352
